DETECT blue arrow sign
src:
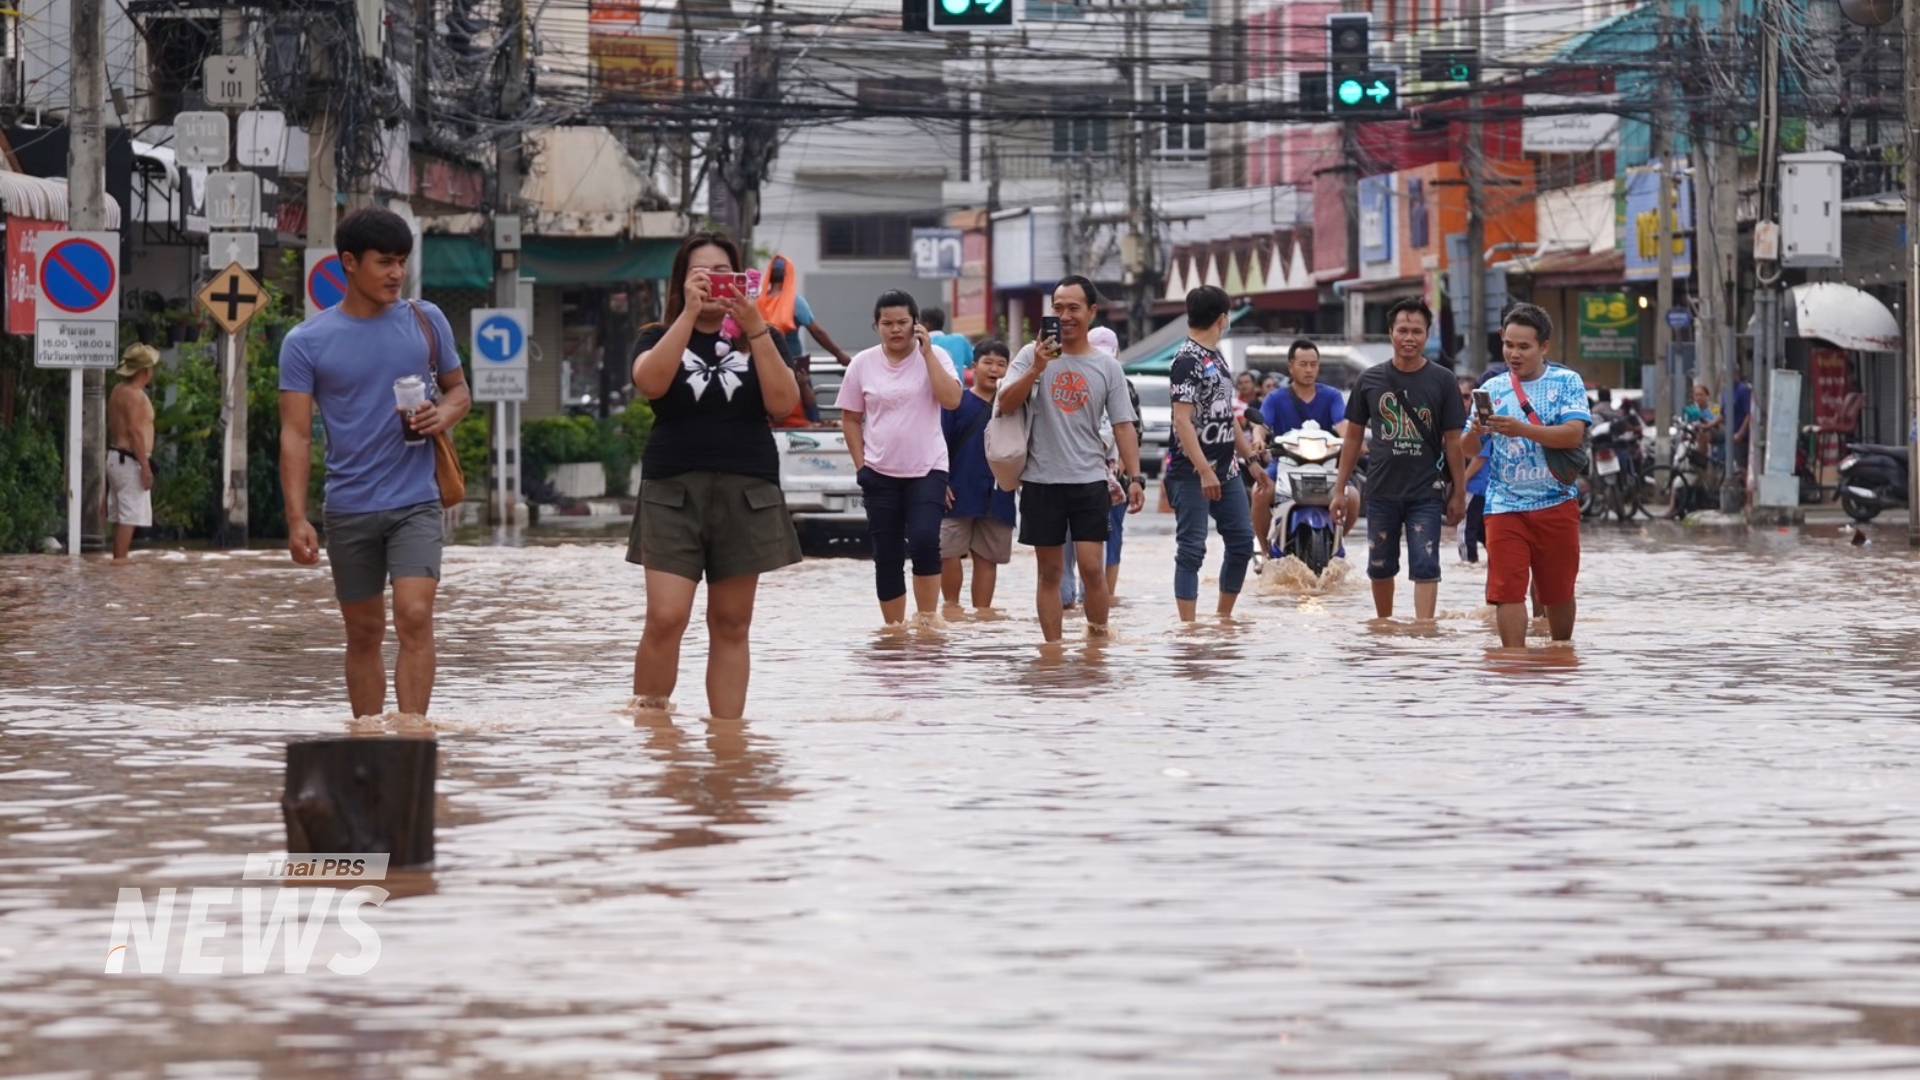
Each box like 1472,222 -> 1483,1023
475,313 -> 525,363
39,238 -> 115,315
307,255 -> 346,311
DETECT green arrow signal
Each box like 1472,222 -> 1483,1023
1366,80 -> 1391,103
979,0 -> 1005,10
1336,78 -> 1365,106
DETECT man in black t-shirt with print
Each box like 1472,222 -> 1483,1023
1332,298 -> 1467,621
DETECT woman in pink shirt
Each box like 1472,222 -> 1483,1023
836,290 -> 965,624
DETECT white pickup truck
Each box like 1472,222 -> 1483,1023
773,357 -> 865,539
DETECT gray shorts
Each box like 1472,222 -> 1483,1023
322,501 -> 444,604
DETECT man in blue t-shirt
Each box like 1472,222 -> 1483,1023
939,340 -> 1016,609
1259,338 -> 1360,545
278,207 -> 469,718
1461,303 -> 1591,648
924,307 -> 975,373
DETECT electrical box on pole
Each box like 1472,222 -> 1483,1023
927,0 -> 1017,31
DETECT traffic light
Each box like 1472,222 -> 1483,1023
1330,69 -> 1398,114
1327,14 -> 1370,80
1419,48 -> 1478,84
927,0 -> 1016,31
1298,71 -> 1328,114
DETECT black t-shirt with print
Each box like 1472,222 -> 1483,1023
1165,338 -> 1241,483
1344,358 -> 1465,503
638,325 -> 781,484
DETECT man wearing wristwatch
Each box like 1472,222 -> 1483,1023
1166,285 -> 1259,621
997,275 -> 1146,642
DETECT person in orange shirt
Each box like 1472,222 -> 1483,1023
758,255 -> 852,427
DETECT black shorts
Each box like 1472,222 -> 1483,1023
1018,481 -> 1113,548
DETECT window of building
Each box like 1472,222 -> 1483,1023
1154,83 -> 1208,160
819,212 -> 941,260
1051,117 -> 1110,160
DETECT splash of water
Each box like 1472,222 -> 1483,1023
1256,555 -> 1354,596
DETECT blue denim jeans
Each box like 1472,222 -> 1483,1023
1167,472 -> 1256,602
858,468 -> 948,602
1060,501 -> 1128,607
1365,496 -> 1445,583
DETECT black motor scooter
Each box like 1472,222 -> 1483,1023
1838,442 -> 1910,523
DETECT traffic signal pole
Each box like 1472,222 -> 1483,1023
1464,0 -> 1488,373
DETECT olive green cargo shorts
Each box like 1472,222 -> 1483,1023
627,472 -> 803,583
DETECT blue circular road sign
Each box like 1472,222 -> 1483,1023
307,255 -> 346,311
39,237 -> 115,315
475,314 -> 525,363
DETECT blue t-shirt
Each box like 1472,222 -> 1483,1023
1481,365 -> 1591,516
279,300 -> 463,515
932,331 -> 975,372
1729,380 -> 1752,434
1261,384 -> 1344,476
776,294 -> 817,362
941,391 -> 1016,525
1466,440 -> 1491,497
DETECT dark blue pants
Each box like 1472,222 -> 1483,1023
859,468 -> 948,602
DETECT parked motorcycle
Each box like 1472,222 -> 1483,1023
1838,442 -> 1911,523
1267,421 -> 1343,575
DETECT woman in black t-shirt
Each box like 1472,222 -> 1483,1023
626,232 -> 802,721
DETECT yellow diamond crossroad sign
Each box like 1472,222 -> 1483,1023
197,262 -> 266,336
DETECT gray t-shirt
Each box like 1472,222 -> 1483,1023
1008,343 -> 1137,484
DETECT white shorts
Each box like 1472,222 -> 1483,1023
107,451 -> 151,527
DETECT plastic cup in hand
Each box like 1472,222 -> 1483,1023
393,375 -> 429,446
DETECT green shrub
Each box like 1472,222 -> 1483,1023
522,415 -> 601,471
598,403 -> 654,495
0,421 -> 62,553
453,410 -> 490,492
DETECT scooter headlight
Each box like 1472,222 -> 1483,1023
1839,454 -> 1860,473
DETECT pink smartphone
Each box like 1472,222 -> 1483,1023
709,272 -> 749,300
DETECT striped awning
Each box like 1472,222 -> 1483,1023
0,170 -> 123,228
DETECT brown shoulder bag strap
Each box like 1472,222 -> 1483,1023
408,300 -> 440,398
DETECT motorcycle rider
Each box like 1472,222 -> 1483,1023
1259,338 -> 1360,548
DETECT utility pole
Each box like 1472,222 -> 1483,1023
984,37 -> 1001,337
1122,5 -> 1153,341
217,11 -> 248,548
1464,0 -> 1488,372
1651,0 -> 1676,472
69,0 -> 107,555
1726,0 -> 1760,514
728,0 -> 779,258
494,0 -> 528,525
1906,0 -> 1920,541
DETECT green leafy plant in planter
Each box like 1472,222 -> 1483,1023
599,403 -> 654,496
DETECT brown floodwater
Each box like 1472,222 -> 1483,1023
5,516 -> 1920,1078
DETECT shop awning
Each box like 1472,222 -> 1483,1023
1120,304 -> 1255,374
1778,282 -> 1901,353
1503,249 -> 1624,289
423,234 -> 679,290
0,169 -> 122,227
424,235 -> 493,289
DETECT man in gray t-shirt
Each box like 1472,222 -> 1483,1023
997,276 -> 1144,642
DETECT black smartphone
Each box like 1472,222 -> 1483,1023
1040,315 -> 1062,347
1472,388 -> 1494,419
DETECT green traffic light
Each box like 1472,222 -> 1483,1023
1337,79 -> 1364,106
942,0 -> 969,12
1448,63 -> 1471,81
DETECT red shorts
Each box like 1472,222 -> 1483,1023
1484,499 -> 1581,607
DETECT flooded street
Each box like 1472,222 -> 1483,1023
5,517 -> 1920,1077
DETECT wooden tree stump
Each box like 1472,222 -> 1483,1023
282,737 -> 437,868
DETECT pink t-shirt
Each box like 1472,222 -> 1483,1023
835,343 -> 958,478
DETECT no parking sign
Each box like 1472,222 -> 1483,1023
34,231 -> 120,369
303,248 -> 347,320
